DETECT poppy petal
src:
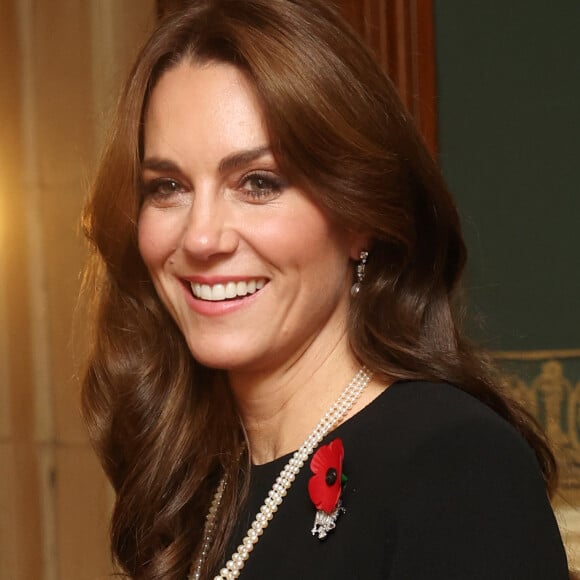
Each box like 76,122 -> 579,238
308,439 -> 345,513
310,438 -> 344,474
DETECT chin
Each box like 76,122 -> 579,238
186,342 -> 261,373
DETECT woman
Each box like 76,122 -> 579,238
81,1 -> 568,578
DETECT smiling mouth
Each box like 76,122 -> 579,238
189,279 -> 267,302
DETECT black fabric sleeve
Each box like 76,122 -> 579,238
387,412 -> 568,579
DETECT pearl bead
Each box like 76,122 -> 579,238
253,520 -> 265,534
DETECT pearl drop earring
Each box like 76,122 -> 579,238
350,250 -> 368,297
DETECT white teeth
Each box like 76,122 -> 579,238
225,282 -> 237,299
212,284 -> 226,301
200,284 -> 212,300
190,279 -> 267,301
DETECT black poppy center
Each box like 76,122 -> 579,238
325,467 -> 338,486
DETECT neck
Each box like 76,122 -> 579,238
228,335 -> 368,465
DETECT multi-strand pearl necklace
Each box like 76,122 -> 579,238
190,366 -> 373,580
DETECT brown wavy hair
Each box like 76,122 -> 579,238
81,1 -> 558,578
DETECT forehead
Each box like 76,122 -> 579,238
143,60 -> 269,162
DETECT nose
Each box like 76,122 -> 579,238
180,188 -> 239,260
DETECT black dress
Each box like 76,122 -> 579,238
224,381 -> 568,579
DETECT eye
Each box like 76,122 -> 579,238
141,177 -> 187,200
238,171 -> 286,201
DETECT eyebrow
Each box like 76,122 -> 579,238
218,145 -> 272,173
141,157 -> 181,173
141,145 -> 273,175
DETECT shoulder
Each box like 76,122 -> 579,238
384,379 -> 520,435
346,381 -> 568,578
385,380 -> 541,489
350,379 -> 535,465
343,379 -> 547,507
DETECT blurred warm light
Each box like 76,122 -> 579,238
0,171 -> 9,262
0,168 -> 5,254
0,158 -> 9,401
0,148 -> 17,263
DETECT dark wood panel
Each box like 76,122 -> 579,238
336,0 -> 437,156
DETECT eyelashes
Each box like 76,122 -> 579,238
140,171 -> 288,203
140,177 -> 185,199
237,171 -> 287,200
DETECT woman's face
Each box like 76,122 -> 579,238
138,61 -> 365,374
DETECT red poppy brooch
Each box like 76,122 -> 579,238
308,438 -> 347,539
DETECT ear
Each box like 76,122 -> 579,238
348,231 -> 372,261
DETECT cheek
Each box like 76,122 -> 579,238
254,207 -> 350,280
137,209 -> 176,270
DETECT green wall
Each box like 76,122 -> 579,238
434,1 -> 580,351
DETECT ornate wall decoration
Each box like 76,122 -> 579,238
499,351 -> 580,505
